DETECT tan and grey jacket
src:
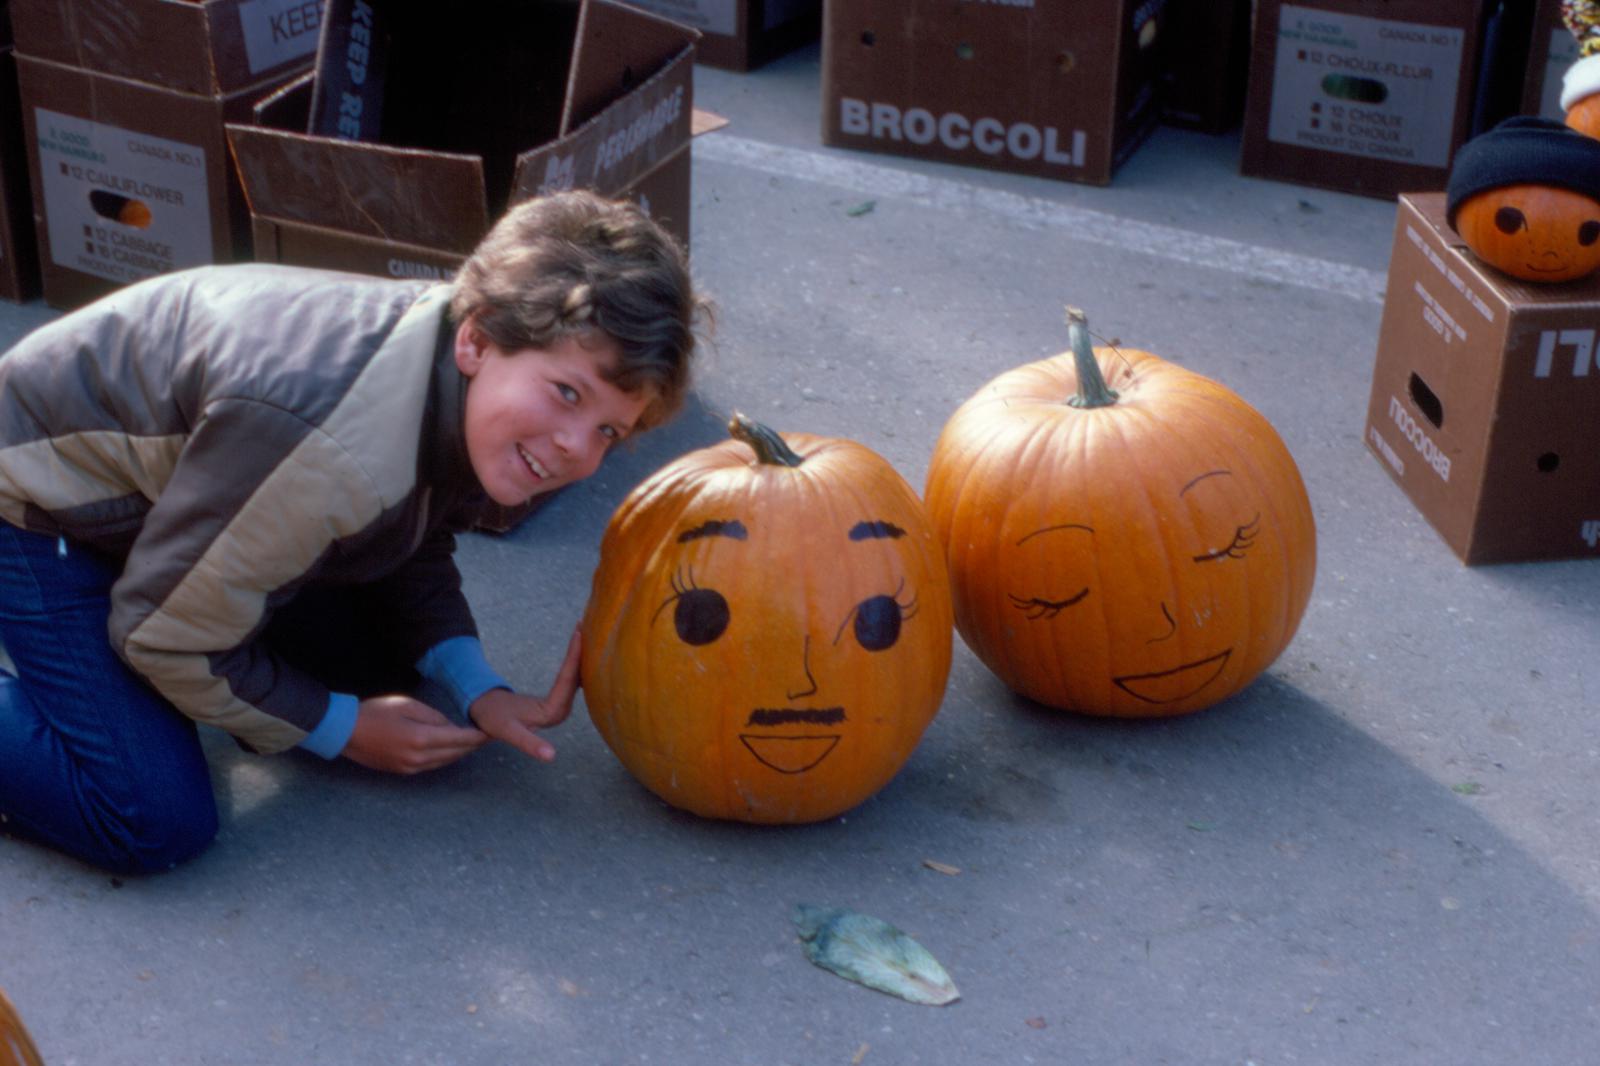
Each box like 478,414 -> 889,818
0,264 -> 489,753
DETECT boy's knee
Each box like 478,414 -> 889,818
98,797 -> 219,875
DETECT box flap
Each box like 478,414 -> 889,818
226,124 -> 489,252
255,69 -> 314,129
307,0 -> 388,140
514,45 -> 694,202
562,0 -> 699,135
12,0 -> 318,96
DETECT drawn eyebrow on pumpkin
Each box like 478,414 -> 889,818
849,520 -> 906,540
1016,523 -> 1094,546
1180,470 -> 1233,496
678,519 -> 749,543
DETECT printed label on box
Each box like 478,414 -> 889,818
625,0 -> 737,37
238,0 -> 324,77
35,109 -> 212,285
1267,4 -> 1464,167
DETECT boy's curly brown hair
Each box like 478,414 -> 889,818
451,190 -> 709,430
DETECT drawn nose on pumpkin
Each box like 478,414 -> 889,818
785,634 -> 820,700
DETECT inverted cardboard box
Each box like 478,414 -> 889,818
1160,0 -> 1252,134
1241,0 -> 1485,200
228,0 -> 701,276
0,44 -> 40,302
821,0 -> 1165,185
12,0 -> 320,308
1364,193 -> 1600,565
622,0 -> 819,71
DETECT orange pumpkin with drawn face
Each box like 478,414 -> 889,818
1453,184 -> 1600,284
580,415 -> 953,823
924,309 -> 1317,718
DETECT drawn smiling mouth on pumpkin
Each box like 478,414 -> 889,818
1113,650 -> 1232,704
739,707 -> 845,773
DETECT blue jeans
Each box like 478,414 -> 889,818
0,523 -> 218,874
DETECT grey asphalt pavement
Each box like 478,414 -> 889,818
3,44 -> 1598,1066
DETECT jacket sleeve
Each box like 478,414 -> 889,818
109,396 -> 386,755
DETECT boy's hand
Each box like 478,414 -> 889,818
468,629 -> 583,763
344,695 -> 490,774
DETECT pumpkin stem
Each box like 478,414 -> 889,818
729,411 -> 805,467
1065,306 -> 1119,409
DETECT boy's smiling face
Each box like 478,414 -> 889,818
455,319 -> 653,506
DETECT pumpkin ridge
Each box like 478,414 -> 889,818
1179,392 -> 1317,655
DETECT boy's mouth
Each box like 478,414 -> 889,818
517,444 -> 551,482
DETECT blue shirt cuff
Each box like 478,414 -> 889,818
299,691 -> 359,759
416,636 -> 511,722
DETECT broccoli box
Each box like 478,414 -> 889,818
1364,193 -> 1600,564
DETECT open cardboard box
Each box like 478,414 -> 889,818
820,0 -> 1165,185
622,0 -> 819,71
1240,0 -> 1487,200
226,0 -> 712,533
227,0 -> 706,285
1364,192 -> 1600,564
12,0 -> 321,308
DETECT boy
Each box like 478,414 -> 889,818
0,191 -> 705,875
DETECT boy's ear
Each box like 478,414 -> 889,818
454,317 -> 488,377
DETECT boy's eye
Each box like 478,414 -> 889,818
557,383 -> 579,403
600,425 -> 620,441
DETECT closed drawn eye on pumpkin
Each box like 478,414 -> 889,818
1007,523 -> 1095,619
1192,515 -> 1262,563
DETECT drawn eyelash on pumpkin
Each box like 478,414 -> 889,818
1008,587 -> 1089,620
831,577 -> 918,645
652,566 -> 700,624
1194,513 -> 1262,563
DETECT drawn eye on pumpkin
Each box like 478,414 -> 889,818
1580,220 -> 1600,247
652,566 -> 730,646
1493,206 -> 1527,235
1008,522 -> 1093,620
1194,514 -> 1262,563
1178,470 -> 1259,564
832,578 -> 919,651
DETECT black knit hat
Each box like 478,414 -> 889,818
1445,117 -> 1600,226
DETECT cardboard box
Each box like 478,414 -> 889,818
1241,1 -> 1486,200
0,44 -> 41,302
820,0 -> 1167,185
227,0 -> 702,278
1160,0 -> 1252,133
11,0 -> 320,309
621,0 -> 819,71
1364,193 -> 1600,564
1522,0 -> 1584,121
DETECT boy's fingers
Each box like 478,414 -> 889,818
500,723 -> 556,763
546,631 -> 583,705
415,719 -> 491,752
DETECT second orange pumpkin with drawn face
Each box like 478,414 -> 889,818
924,310 -> 1317,718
